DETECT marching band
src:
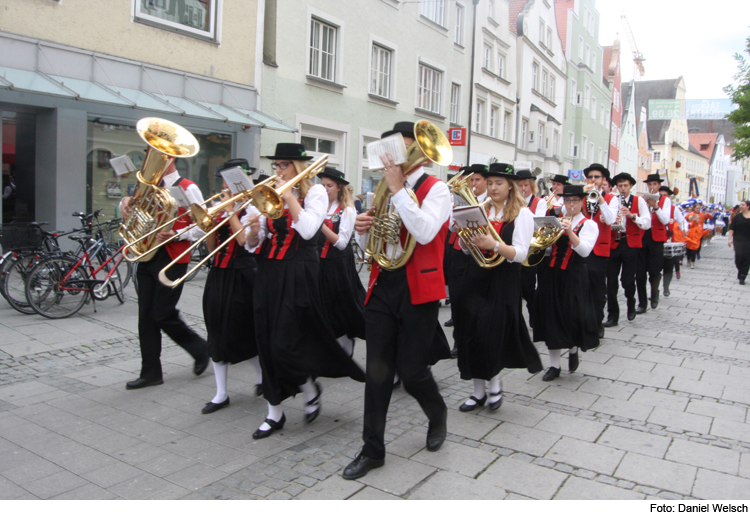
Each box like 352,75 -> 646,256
119,118 -> 705,481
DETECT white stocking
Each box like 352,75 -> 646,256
299,377 -> 320,414
567,346 -> 579,356
337,335 -> 355,357
488,375 -> 502,403
248,356 -> 262,385
211,361 -> 228,404
548,349 -> 562,369
258,403 -> 284,432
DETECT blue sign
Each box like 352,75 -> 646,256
568,169 -> 583,181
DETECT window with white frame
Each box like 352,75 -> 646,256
503,111 -> 511,141
578,37 -> 584,59
532,62 -> 539,91
591,53 -> 596,74
613,89 -> 620,111
570,80 -> 577,105
539,20 -> 545,44
420,0 -> 446,26
600,104 -> 606,125
489,0 -> 496,20
538,123 -> 545,151
591,97 -> 597,119
370,44 -> 392,99
549,76 -> 556,102
584,85 -> 590,109
497,53 -> 506,78
598,147 -> 604,164
568,132 -> 575,156
585,44 -> 590,67
309,18 -> 338,82
417,64 -> 443,113
134,0 -> 219,41
553,130 -> 559,156
301,133 -> 337,157
521,119 -> 529,150
475,99 -> 485,133
483,44 -> 492,70
590,142 -> 595,163
653,151 -> 662,163
450,83 -> 461,123
541,70 -> 548,98
581,136 -> 588,159
546,28 -> 552,49
454,3 -> 464,45
490,106 -> 498,137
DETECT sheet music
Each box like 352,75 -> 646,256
366,192 -> 375,210
367,134 -> 409,170
168,184 -> 191,209
641,193 -> 660,202
220,166 -> 254,195
534,217 -> 561,230
452,205 -> 489,229
109,155 -> 136,176
453,193 -> 472,208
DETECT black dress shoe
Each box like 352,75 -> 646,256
444,318 -> 454,327
488,392 -> 502,411
635,306 -> 647,315
126,378 -> 163,390
663,289 -> 670,297
255,384 -> 263,397
342,452 -> 385,480
445,298 -> 451,306
393,378 -> 402,389
201,397 -> 229,414
598,326 -> 605,339
450,347 -> 458,359
426,409 -> 447,452
252,414 -> 286,439
568,352 -> 579,373
193,356 -> 209,376
627,310 -> 636,321
459,394 -> 486,412
304,382 -> 322,424
542,367 -> 561,382
602,319 -> 618,328
651,295 -> 659,309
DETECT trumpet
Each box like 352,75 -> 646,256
157,156 -> 328,288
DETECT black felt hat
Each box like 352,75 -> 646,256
267,143 -> 313,161
381,121 -> 416,140
485,163 -> 519,180
583,163 -> 610,179
215,158 -> 256,177
561,185 -> 587,197
645,173 -> 664,183
254,171 -> 272,185
458,164 -> 489,176
550,174 -> 569,184
319,166 -> 349,186
516,169 -> 538,180
659,185 -> 673,195
613,172 -> 637,185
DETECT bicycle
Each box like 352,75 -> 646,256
351,236 -> 366,273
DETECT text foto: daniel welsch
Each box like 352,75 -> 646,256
650,504 -> 748,513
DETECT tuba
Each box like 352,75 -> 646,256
522,217 -> 567,267
365,120 -> 453,270
119,118 -> 200,262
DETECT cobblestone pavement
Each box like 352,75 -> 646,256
1,240 -> 749,500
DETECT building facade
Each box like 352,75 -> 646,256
688,133 -> 727,204
603,40 -> 621,176
618,80 -> 638,182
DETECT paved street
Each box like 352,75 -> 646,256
0,240 -> 749,500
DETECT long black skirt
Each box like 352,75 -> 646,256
254,258 -> 366,405
532,267 -> 600,351
203,262 -> 258,364
319,249 -> 366,339
453,262 -> 542,380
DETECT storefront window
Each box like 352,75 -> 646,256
134,0 -> 220,42
2,111 -> 35,223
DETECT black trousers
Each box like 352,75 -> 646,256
136,248 -> 208,380
586,254 -> 608,328
362,269 -> 447,460
735,243 -> 750,279
636,231 -> 664,307
606,240 -> 637,322
520,265 -> 538,315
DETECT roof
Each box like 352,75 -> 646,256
508,0 -> 531,36
689,133 -> 718,163
687,119 -> 737,144
688,142 -> 709,160
621,81 -> 632,123
633,78 -> 683,144
554,0 -> 575,55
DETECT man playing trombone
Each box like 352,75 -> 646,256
120,158 -> 209,389
636,173 -> 671,312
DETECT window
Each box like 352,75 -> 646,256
370,44 -> 392,99
310,18 -> 337,82
584,85 -> 590,109
553,130 -> 559,156
546,28 -> 552,49
585,44 -> 591,67
613,89 -> 620,111
568,132 -> 575,156
134,0 -> 219,41
539,20 -> 545,44
590,142 -> 595,163
497,53 -> 506,78
538,123 -> 545,151
521,119 -> 529,150
483,44 -> 492,70
301,135 -> 336,155
490,106 -> 498,137
454,3 -> 464,44
598,147 -> 604,164
581,136 -> 588,159
488,0 -> 496,20
591,97 -> 597,119
578,37 -> 584,59
475,99 -> 485,133
450,83 -> 461,123
532,62 -> 539,91
600,104 -> 606,126
503,111 -> 511,141
417,64 -> 443,113
549,76 -> 556,102
591,53 -> 596,74
421,0 -> 446,26
653,151 -> 662,163
570,80 -> 577,105
541,70 -> 548,98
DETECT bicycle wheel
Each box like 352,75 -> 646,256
26,255 -> 90,319
94,246 -> 125,303
3,254 -> 40,314
353,243 -> 366,273
108,242 -> 133,290
0,251 -> 14,302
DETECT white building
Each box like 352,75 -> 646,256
688,133 -> 727,204
618,81 -> 638,181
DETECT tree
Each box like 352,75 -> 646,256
725,36 -> 750,160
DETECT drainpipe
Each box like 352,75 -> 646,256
465,0 -> 480,166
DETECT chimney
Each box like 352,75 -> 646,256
709,121 -> 713,133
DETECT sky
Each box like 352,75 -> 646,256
595,0 -> 750,99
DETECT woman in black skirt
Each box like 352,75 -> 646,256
316,167 -> 366,356
728,200 -> 750,285
201,162 -> 262,414
452,163 -> 541,412
533,185 -> 600,381
244,143 -> 365,439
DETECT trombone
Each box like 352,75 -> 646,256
158,155 -> 329,288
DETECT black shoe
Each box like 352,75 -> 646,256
741,278 -> 747,285
568,352 -> 579,373
488,392 -> 503,411
126,378 -> 163,390
304,382 -> 322,424
444,318 -> 454,327
445,298 -> 451,306
450,347 -> 458,359
342,452 -> 384,480
193,356 -> 209,376
252,414 -> 286,440
635,306 -> 647,315
542,367 -> 561,382
664,289 -> 670,297
459,394 -> 486,412
201,397 -> 229,414
426,409 -> 448,452
393,378 -> 402,389
602,319 -> 618,328
598,326 -> 605,339
255,384 -> 263,397
651,295 -> 659,309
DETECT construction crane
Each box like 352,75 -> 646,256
620,14 -> 645,80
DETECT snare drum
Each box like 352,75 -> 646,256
664,242 -> 686,258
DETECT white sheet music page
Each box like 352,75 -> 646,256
220,167 -> 254,195
367,134 -> 409,170
452,205 -> 489,229
167,184 -> 191,209
109,155 -> 136,176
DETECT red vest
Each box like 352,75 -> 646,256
650,195 -> 668,242
624,195 -> 645,248
365,176 -> 448,305
165,178 -> 197,264
590,193 -> 615,257
528,195 -> 542,215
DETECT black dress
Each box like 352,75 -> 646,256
453,217 -> 542,380
316,203 -> 366,339
203,209 -> 258,364
730,213 -> 750,278
253,191 -> 365,406
532,218 -> 600,352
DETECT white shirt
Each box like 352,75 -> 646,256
243,184 -> 328,252
569,213 -> 599,258
673,206 -> 688,233
326,201 -> 356,250
560,190 -> 617,225
356,167 -> 451,255
479,204 -> 534,264
653,195 -> 672,227
618,193 -> 652,231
